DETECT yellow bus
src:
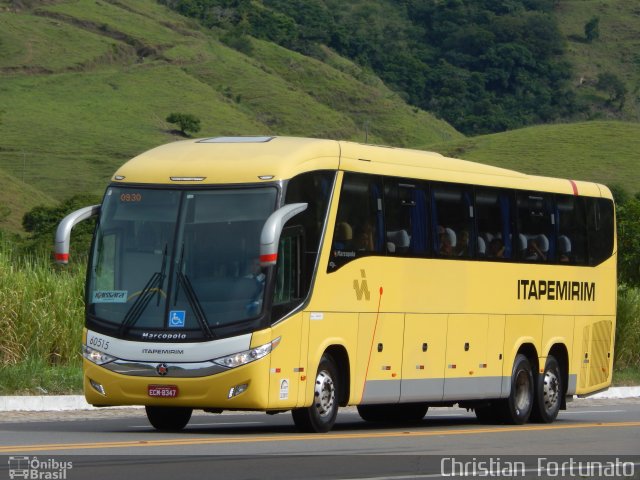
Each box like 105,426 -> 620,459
56,136 -> 616,432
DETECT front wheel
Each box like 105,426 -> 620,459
145,406 -> 192,431
531,355 -> 562,423
292,354 -> 339,433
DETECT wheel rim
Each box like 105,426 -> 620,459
514,369 -> 531,413
314,369 -> 335,418
542,369 -> 560,412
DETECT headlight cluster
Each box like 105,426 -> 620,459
83,345 -> 116,365
213,337 -> 281,368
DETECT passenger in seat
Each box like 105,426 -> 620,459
525,238 -> 547,261
455,230 -> 469,256
488,238 -> 505,258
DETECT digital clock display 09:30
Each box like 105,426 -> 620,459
120,192 -> 143,202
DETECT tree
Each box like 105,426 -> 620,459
584,16 -> 599,43
596,72 -> 627,109
22,194 -> 101,259
617,198 -> 640,287
166,112 -> 201,137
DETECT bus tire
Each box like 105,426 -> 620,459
501,354 -> 534,425
291,354 -> 339,433
357,403 -> 428,423
145,406 -> 192,431
531,355 -> 562,423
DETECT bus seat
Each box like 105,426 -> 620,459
387,229 -> 410,253
445,227 -> 457,247
558,235 -> 571,261
333,221 -> 352,250
558,235 -> 571,254
477,236 -> 486,256
518,234 -> 528,253
536,234 -> 549,254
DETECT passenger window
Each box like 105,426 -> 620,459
328,173 -> 384,271
516,193 -> 554,262
432,183 -> 473,258
475,188 -> 514,260
556,195 -> 587,265
586,198 -> 615,266
384,179 -> 428,256
285,171 -> 335,294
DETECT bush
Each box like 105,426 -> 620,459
21,193 -> 101,260
166,112 -> 201,137
584,16 -> 600,43
615,286 -> 640,369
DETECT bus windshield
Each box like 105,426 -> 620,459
87,186 -> 278,340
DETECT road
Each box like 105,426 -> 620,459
1,398 -> 639,479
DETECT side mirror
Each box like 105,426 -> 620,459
54,205 -> 101,264
259,203 -> 307,267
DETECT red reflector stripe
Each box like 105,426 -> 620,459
260,253 -> 277,263
55,253 -> 69,262
569,179 -> 579,196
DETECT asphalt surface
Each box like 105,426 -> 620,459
1,398 -> 639,479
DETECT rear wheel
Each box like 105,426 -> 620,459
500,354 -> 534,425
292,354 -> 339,433
145,406 -> 192,431
357,403 -> 428,423
531,355 -> 562,423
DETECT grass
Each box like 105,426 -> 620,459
555,0 -> 640,121
0,0 -> 458,233
429,121 -> 640,194
0,357 -> 82,395
615,285 -> 640,369
612,366 -> 640,387
0,241 -> 85,367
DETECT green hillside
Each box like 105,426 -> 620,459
556,0 -> 640,121
429,121 -> 640,195
1,0 -> 639,237
0,171 -> 55,233
0,0 -> 460,234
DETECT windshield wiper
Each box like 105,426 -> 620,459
173,244 -> 215,340
119,244 -> 167,336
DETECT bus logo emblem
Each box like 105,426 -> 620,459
156,364 -> 169,376
353,270 -> 370,301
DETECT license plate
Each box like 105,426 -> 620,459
148,384 -> 179,398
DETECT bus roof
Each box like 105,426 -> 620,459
112,136 -> 610,198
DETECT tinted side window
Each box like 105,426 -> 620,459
476,188 -> 514,259
587,198 -> 615,266
556,195 -> 587,265
328,173 -> 384,271
384,179 -> 429,256
516,193 -> 554,262
286,171 -> 335,292
432,183 -> 474,258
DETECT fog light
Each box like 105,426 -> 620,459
90,378 -> 106,396
228,383 -> 249,399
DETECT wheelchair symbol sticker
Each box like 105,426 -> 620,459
169,310 -> 186,328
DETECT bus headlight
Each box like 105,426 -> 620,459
83,345 -> 117,365
213,337 -> 281,369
